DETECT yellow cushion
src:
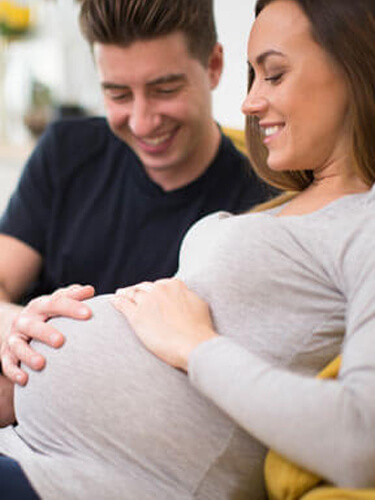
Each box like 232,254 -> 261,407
302,486 -> 375,500
221,127 -> 247,156
265,357 -> 341,500
265,452 -> 322,500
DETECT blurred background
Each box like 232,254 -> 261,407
0,0 -> 256,212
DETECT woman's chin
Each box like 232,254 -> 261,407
266,157 -> 290,172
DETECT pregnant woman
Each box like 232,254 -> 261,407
0,0 -> 375,498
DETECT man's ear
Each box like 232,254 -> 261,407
208,43 -> 224,90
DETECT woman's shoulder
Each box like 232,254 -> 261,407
180,210 -> 259,251
181,211 -> 231,243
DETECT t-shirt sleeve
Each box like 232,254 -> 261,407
0,126 -> 56,254
188,217 -> 375,489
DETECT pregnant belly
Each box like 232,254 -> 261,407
14,295 -> 238,491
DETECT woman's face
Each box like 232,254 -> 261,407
243,0 -> 352,175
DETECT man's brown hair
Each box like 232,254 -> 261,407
78,0 -> 217,65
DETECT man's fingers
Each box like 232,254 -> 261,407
0,285 -> 95,386
1,351 -> 30,386
7,334 -> 46,371
24,294 -> 92,321
61,284 -> 95,301
14,317 -> 65,348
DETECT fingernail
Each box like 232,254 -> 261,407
31,355 -> 42,368
16,374 -> 24,385
78,307 -> 90,317
50,333 -> 62,345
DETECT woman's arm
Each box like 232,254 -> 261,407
112,256 -> 375,489
188,332 -> 375,489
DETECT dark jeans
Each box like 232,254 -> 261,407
0,455 -> 40,499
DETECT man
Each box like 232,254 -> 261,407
0,0 -> 273,418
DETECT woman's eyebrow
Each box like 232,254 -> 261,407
251,49 -> 286,67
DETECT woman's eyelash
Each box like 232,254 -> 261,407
265,73 -> 284,83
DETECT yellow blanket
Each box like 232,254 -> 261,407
264,356 -> 375,500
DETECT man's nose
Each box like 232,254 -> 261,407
128,98 -> 161,137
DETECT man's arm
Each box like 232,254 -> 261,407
0,287 -> 93,429
0,234 -> 42,426
0,297 -> 20,426
0,234 -> 94,385
0,234 -> 43,345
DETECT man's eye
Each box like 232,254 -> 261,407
111,95 -> 126,101
113,94 -> 132,102
104,90 -> 131,102
155,87 -> 181,96
265,73 -> 284,84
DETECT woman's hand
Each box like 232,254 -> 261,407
111,278 -> 218,372
1,284 -> 94,385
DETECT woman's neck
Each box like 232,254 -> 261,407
277,173 -> 369,217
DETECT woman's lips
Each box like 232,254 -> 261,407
260,123 -> 284,144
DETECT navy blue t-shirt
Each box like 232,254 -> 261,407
0,117 -> 274,299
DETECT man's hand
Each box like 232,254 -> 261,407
1,284 -> 95,386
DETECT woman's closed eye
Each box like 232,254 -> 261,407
265,72 -> 284,84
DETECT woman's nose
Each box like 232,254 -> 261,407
241,88 -> 268,117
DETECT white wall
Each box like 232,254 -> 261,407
34,0 -> 100,112
213,0 -> 256,129
57,0 -> 258,129
4,0 -> 257,139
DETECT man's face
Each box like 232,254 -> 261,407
94,32 -> 223,189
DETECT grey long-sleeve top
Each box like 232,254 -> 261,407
0,187 -> 374,499
185,186 -> 375,489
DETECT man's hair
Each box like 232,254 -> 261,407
246,0 -> 375,191
78,0 -> 217,65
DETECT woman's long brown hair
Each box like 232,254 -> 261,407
246,0 -> 375,192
